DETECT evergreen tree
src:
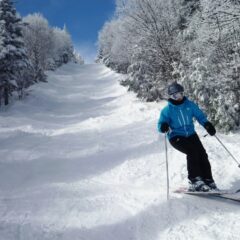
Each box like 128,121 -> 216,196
0,0 -> 31,103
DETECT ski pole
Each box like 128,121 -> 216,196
214,135 -> 240,168
164,133 -> 170,200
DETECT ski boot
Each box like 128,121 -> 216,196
204,179 -> 219,191
188,176 -> 210,192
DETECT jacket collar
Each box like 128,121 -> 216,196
168,96 -> 187,106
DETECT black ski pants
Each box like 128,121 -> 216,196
169,133 -> 213,182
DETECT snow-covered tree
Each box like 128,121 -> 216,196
73,50 -> 84,64
98,0 -> 240,131
22,14 -> 77,81
49,25 -> 74,69
0,0 -> 32,104
98,0 -> 181,100
0,1 -> 83,106
22,13 -> 53,81
177,0 -> 240,131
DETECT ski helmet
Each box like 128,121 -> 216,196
167,82 -> 184,95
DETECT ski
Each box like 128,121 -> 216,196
216,193 -> 240,202
174,187 -> 240,203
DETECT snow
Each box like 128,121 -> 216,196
0,63 -> 240,240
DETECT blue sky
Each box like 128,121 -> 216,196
15,0 -> 115,63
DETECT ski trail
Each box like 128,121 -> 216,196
0,63 -> 240,240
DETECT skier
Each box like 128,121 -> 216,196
158,82 -> 218,192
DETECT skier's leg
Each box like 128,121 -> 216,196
170,135 -> 210,191
191,134 -> 213,180
169,136 -> 188,154
170,135 -> 202,180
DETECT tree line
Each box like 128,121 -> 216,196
97,0 -> 240,132
0,0 -> 83,106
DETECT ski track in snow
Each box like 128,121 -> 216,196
0,63 -> 240,240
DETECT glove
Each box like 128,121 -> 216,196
160,122 -> 169,133
204,121 -> 216,136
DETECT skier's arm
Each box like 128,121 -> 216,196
157,107 -> 170,133
191,101 -> 216,135
191,102 -> 208,126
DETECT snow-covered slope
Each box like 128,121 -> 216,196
0,63 -> 240,240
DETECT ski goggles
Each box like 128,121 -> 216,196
170,92 -> 184,100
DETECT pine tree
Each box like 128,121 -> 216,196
0,0 -> 31,104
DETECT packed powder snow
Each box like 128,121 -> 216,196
0,63 -> 240,240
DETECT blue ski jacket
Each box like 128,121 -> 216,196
158,97 -> 208,139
